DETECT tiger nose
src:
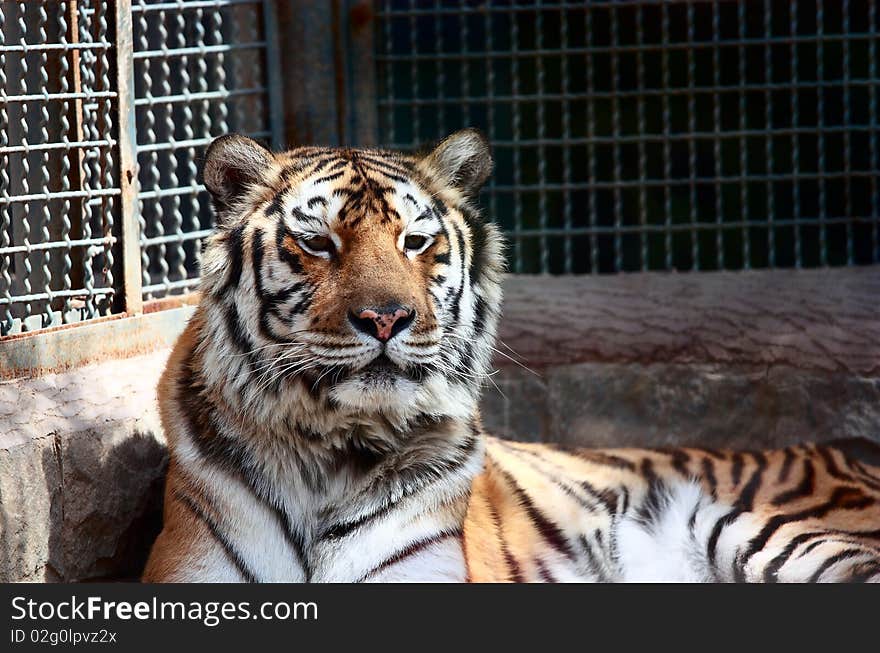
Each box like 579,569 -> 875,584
348,304 -> 415,342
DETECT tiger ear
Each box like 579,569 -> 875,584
203,134 -> 274,224
423,128 -> 493,198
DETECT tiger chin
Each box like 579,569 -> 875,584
143,130 -> 880,583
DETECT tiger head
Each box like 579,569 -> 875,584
195,129 -> 504,430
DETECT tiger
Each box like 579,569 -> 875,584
143,129 -> 880,583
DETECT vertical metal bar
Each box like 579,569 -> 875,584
433,0 -> 445,139
790,2 -> 802,267
842,0 -> 853,265
559,3 -> 573,274
764,0 -> 776,268
738,2 -> 750,269
482,1 -> 496,237
37,3 -> 54,328
660,2 -> 672,271
870,0 -> 879,263
382,0 -> 395,145
610,3 -> 623,272
408,1 -> 420,143
816,0 -> 827,266
262,0 -> 284,149
97,0 -> 115,313
157,8 -> 172,294
17,2 -> 33,329
175,7 -> 195,288
115,0 -> 142,314
135,2 -> 153,295
712,1 -> 725,269
170,7 -> 186,287
458,1 -> 470,129
193,5 -> 211,276
635,2 -> 648,272
510,8 -> 523,272
586,6 -> 598,274
535,3 -> 549,273
78,0 -> 98,318
0,4 -> 11,334
687,2 -> 699,271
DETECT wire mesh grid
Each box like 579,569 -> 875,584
133,0 -> 280,300
375,0 -> 880,274
0,0 -> 280,337
0,0 -> 118,336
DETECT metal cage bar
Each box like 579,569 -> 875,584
374,0 -> 880,274
133,0 -> 280,301
0,0 -> 120,336
0,0 -> 282,337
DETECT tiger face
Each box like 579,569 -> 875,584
197,129 -> 504,426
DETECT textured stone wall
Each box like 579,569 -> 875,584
1,269 -> 878,581
0,352 -> 169,582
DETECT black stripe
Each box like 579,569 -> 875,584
357,154 -> 414,176
763,527 -> 880,582
701,456 -> 718,499
319,426 -> 478,541
358,163 -> 410,184
778,447 -> 796,482
534,558 -> 557,583
572,449 -> 638,472
770,459 -> 815,506
817,446 -> 854,482
730,453 -> 768,582
266,281 -> 307,314
217,224 -> 245,296
276,222 -> 304,274
178,354 -> 311,579
848,561 -> 880,582
305,154 -> 342,176
578,534 -> 611,582
357,529 -> 461,582
808,548 -> 866,582
448,223 -> 467,325
307,196 -> 328,210
472,295 -> 489,331
738,452 -> 767,511
313,170 -> 345,184
486,499 -> 525,582
730,453 -> 744,487
740,486 -> 875,571
495,467 -> 578,562
223,301 -> 254,354
289,289 -> 315,317
173,489 -> 258,583
706,454 -> 767,578
496,441 -> 613,514
462,206 -> 490,285
635,479 -> 670,534
669,449 -> 691,477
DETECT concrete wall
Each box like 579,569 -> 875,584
2,269 -> 878,582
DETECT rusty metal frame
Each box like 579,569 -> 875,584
0,303 -> 194,380
114,0 -> 143,316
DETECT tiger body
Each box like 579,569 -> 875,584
143,130 -> 880,583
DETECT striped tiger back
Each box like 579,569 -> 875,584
464,438 -> 880,582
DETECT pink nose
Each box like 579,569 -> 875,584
349,305 -> 415,342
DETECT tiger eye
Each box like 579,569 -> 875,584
301,235 -> 333,253
403,234 -> 429,251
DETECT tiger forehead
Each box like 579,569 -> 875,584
274,148 -> 437,228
